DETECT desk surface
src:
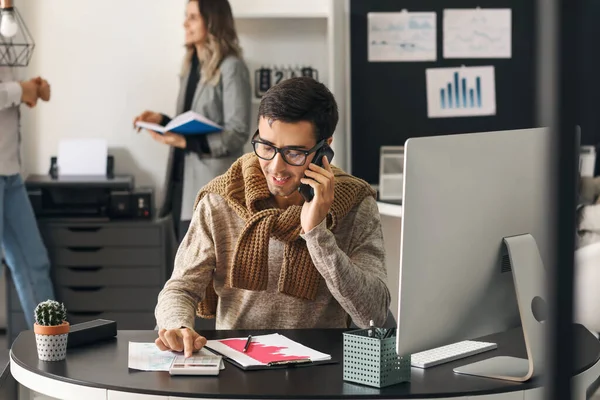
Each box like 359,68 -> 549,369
10,326 -> 600,399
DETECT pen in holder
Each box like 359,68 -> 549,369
342,322 -> 410,388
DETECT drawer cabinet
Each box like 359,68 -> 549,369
9,310 -> 156,335
50,247 -> 162,267
9,284 -> 162,312
40,225 -> 162,247
54,266 -> 163,287
6,217 -> 173,346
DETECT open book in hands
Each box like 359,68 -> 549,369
135,110 -> 222,135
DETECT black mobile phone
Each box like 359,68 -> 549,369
298,145 -> 335,202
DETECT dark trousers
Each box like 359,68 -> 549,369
170,180 -> 191,242
178,220 -> 191,242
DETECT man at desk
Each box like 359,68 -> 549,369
155,77 -> 390,357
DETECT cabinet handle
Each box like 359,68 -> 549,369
69,311 -> 103,317
66,246 -> 102,252
67,286 -> 104,292
66,266 -> 103,272
67,227 -> 102,233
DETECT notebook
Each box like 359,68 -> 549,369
135,110 -> 222,135
205,333 -> 334,370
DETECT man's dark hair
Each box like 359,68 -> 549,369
258,77 -> 339,142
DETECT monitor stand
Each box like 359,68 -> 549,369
453,234 -> 546,382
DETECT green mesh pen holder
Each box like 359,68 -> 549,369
342,328 -> 411,388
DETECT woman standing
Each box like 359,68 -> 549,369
134,0 -> 251,240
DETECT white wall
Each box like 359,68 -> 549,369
17,0 -> 187,208
234,17 -> 329,132
229,0 -> 348,170
15,0 -> 350,209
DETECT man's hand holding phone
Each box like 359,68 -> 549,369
300,155 -> 335,233
155,327 -> 207,358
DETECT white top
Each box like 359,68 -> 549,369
578,204 -> 600,249
0,66 -> 23,176
575,241 -> 600,333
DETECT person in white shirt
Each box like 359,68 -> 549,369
577,175 -> 600,249
574,175 -> 600,333
577,204 -> 600,248
0,68 -> 55,327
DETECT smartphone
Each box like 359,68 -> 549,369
298,145 -> 335,202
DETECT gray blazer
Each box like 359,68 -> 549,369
160,55 -> 252,221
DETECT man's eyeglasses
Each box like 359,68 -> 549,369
251,130 -> 324,167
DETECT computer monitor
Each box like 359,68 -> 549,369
396,127 -> 553,382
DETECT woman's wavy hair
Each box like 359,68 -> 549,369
182,0 -> 242,85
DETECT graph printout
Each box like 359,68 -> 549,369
368,11 -> 437,62
443,8 -> 512,59
426,66 -> 496,118
206,334 -> 331,367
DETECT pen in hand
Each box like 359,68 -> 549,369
243,335 -> 252,353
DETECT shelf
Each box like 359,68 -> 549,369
230,0 -> 330,20
229,0 -> 347,170
234,12 -> 329,19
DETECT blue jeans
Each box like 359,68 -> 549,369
0,174 -> 55,327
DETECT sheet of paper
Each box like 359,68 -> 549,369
128,342 -> 224,371
426,66 -> 496,118
206,333 -> 331,368
368,11 -> 437,62
135,111 -> 222,135
57,138 -> 107,176
580,146 -> 597,177
169,110 -> 222,130
135,121 -> 166,133
443,8 -> 512,59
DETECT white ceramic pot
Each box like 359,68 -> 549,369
35,333 -> 68,361
33,322 -> 70,361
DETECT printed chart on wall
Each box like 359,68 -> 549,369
368,11 -> 437,62
425,66 -> 496,118
443,8 -> 512,59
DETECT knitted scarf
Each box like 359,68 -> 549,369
194,153 -> 377,318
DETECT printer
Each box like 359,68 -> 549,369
25,156 -> 153,220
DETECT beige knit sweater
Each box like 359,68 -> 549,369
155,193 -> 391,330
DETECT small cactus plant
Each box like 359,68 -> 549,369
34,300 -> 67,326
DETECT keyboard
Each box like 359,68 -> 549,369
410,340 -> 498,369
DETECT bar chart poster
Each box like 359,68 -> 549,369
425,66 -> 496,118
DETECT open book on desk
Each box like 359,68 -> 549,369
135,110 -> 222,135
205,333 -> 334,370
